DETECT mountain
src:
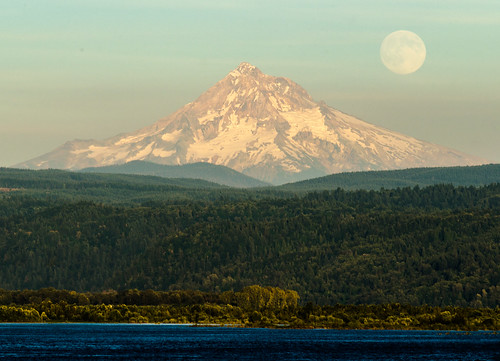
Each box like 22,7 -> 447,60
280,164 -> 500,191
81,160 -> 269,188
16,62 -> 488,184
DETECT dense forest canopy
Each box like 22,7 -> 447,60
1,181 -> 498,307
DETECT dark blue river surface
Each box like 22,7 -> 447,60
0,324 -> 498,360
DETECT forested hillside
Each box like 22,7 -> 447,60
1,183 -> 498,307
0,167 -> 289,204
81,161 -> 270,188
281,164 -> 500,191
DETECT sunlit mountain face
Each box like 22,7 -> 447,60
17,62 -> 488,184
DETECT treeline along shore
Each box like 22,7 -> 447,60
0,287 -> 499,330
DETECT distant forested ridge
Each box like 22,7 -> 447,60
280,164 -> 500,191
0,182 -> 498,307
2,164 -> 499,204
81,160 -> 270,188
0,167 -> 289,204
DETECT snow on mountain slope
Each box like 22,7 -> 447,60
16,62 -> 488,184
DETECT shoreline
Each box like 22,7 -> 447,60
1,321 -> 499,332
1,287 -> 499,331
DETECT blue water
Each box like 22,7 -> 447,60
0,324 -> 498,360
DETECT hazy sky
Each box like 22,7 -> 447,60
1,0 -> 499,167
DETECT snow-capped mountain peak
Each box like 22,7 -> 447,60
229,62 -> 262,77
16,62 -> 488,184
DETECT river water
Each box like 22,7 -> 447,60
0,324 -> 498,360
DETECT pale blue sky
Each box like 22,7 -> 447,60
1,0 -> 499,166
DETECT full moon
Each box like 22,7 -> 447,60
380,30 -> 426,75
